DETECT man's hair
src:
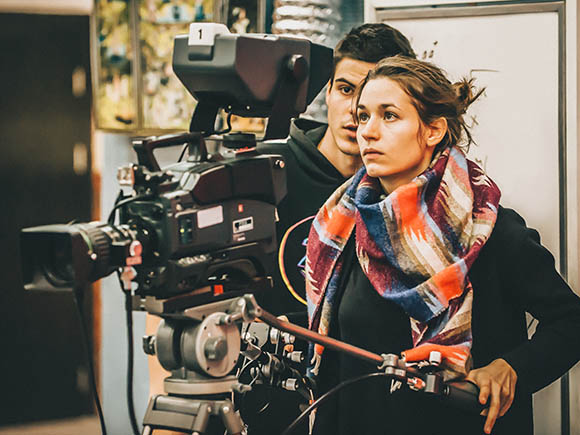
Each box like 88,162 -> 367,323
332,23 -> 416,80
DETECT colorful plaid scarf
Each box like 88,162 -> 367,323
305,147 -> 501,378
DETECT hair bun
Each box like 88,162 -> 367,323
452,78 -> 481,115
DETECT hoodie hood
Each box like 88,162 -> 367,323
287,118 -> 345,185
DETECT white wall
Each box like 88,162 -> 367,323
366,1 -> 579,434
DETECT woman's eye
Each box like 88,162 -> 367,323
384,111 -> 397,121
358,113 -> 369,122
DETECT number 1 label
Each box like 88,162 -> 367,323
188,23 -> 229,46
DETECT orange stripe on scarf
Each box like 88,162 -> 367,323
325,209 -> 355,241
397,182 -> 427,240
431,264 -> 464,302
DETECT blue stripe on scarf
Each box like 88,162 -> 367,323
355,196 -> 401,271
386,286 -> 435,321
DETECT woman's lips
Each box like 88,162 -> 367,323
362,148 -> 382,158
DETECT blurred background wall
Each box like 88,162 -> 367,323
0,11 -> 94,426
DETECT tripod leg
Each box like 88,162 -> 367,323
219,402 -> 245,435
191,403 -> 211,434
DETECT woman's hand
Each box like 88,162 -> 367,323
465,358 -> 517,434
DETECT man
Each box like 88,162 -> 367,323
242,23 -> 415,435
257,23 -> 416,319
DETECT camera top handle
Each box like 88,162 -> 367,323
132,132 -> 207,172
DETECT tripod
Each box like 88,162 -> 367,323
139,294 -> 254,435
141,391 -> 243,435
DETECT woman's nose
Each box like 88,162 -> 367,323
360,117 -> 379,140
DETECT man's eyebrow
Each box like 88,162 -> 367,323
334,77 -> 357,87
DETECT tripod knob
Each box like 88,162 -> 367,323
205,337 -> 228,361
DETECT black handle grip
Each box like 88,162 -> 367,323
444,380 -> 485,414
133,132 -> 206,171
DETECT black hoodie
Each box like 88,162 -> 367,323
257,118 -> 348,319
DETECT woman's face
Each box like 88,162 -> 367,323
356,77 -> 442,193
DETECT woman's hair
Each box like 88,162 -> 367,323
353,55 -> 484,153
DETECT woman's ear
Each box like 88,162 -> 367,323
425,117 -> 448,149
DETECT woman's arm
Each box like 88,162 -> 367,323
467,207 -> 580,433
498,209 -> 580,393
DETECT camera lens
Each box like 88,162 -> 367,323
42,235 -> 74,287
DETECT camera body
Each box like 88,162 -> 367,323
117,145 -> 286,298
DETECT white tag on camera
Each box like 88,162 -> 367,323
197,205 -> 224,228
188,23 -> 230,46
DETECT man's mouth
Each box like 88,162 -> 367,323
344,125 -> 357,139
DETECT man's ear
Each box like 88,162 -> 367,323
425,117 -> 448,149
325,79 -> 332,103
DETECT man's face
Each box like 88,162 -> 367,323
325,57 -> 377,157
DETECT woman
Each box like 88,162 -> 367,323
305,56 -> 580,435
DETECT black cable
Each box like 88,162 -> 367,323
213,111 -> 233,135
72,287 -> 108,435
281,372 -> 389,435
177,143 -> 189,163
108,190 -> 125,224
108,194 -> 153,225
123,288 -> 140,435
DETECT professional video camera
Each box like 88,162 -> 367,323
20,23 -> 482,435
21,23 -> 331,301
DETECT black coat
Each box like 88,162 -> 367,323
313,206 -> 580,435
468,206 -> 580,433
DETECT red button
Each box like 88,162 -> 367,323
129,240 -> 143,256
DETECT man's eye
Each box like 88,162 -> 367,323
358,113 -> 369,122
339,86 -> 353,95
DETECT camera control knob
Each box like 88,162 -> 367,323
282,378 -> 299,391
429,351 -> 442,367
269,327 -> 280,344
281,332 -> 295,344
286,351 -> 304,363
287,55 -> 308,82
142,335 -> 156,355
